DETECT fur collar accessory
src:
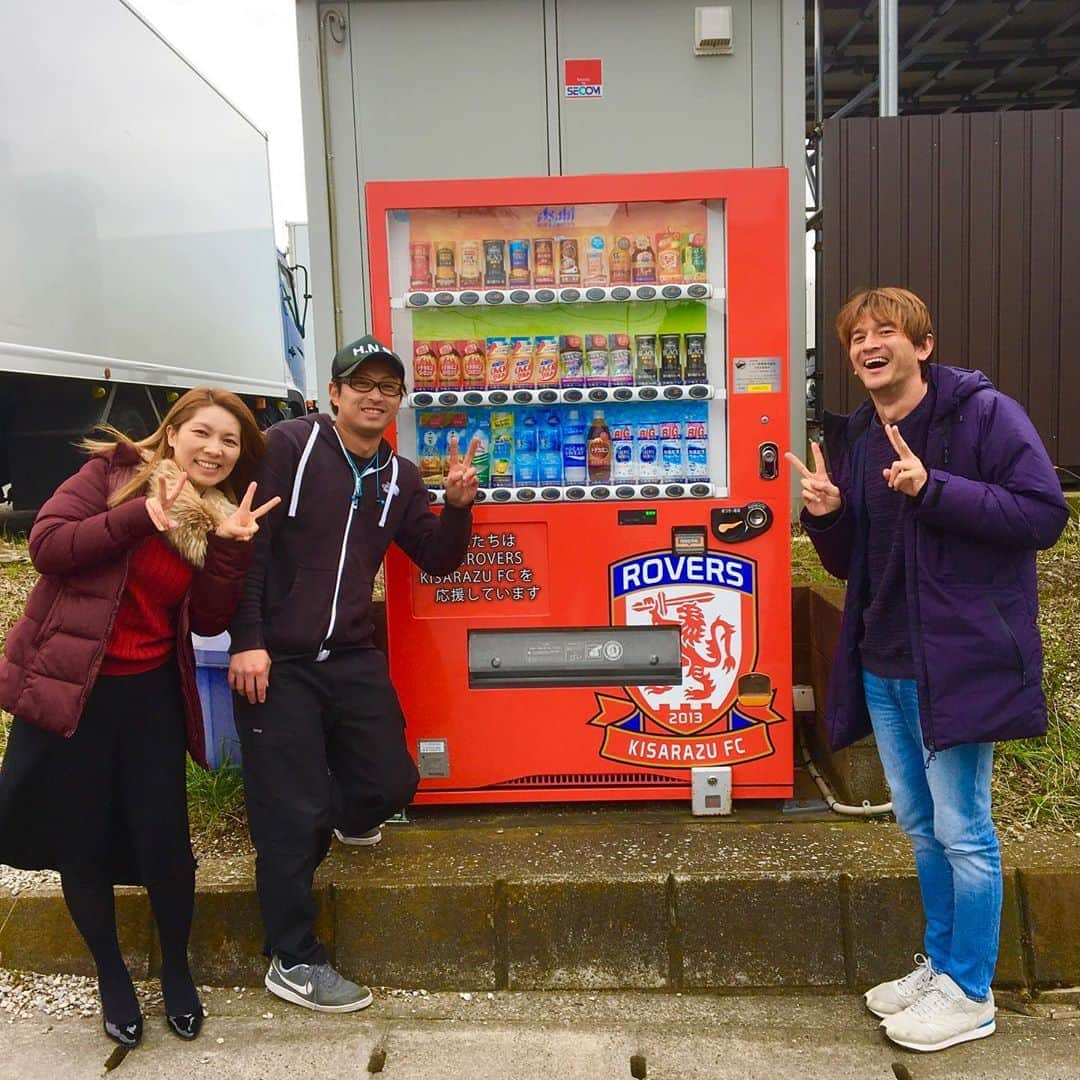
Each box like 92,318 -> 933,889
144,456 -> 238,568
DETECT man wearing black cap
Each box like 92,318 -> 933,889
228,335 -> 477,1013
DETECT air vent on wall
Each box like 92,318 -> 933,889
694,6 -> 734,55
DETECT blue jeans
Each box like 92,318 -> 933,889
862,672 -> 1001,1000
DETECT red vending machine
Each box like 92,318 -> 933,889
366,169 -> 791,804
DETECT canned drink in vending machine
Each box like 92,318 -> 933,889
486,337 -> 511,389
608,333 -> 633,386
510,336 -> 535,388
409,241 -> 432,290
434,340 -> 462,391
459,240 -> 482,289
460,339 -> 487,389
634,334 -> 658,385
684,333 -> 707,384
533,238 -> 556,286
659,333 -> 683,384
433,241 -> 457,290
413,340 -> 437,390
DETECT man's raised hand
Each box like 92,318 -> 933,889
444,434 -> 480,508
882,423 -> 927,498
785,442 -> 842,517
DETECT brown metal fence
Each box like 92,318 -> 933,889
822,109 -> 1080,476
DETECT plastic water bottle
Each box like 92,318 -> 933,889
685,417 -> 709,482
538,411 -> 562,485
610,416 -> 635,483
562,408 -> 587,485
515,412 -> 538,486
635,417 -> 661,482
660,419 -> 684,482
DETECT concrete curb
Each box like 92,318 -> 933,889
2,818 -> 1077,992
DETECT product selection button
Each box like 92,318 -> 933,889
459,291 -> 479,305
484,291 -> 505,304
585,287 -> 605,302
638,387 -> 658,400
509,290 -> 530,304
686,284 -> 709,298
610,287 -> 631,301
661,285 -> 682,299
559,288 -> 581,303
635,286 -> 657,300
408,292 -> 430,306
433,292 -> 454,306
535,289 -> 556,303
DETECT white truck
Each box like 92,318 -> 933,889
0,0 -> 306,513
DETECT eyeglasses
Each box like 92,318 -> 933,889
343,376 -> 405,398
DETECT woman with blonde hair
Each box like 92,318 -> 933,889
0,387 -> 278,1047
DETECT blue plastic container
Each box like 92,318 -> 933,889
193,632 -> 242,769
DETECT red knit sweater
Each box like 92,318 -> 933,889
100,535 -> 194,676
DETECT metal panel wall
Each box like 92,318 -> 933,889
822,110 -> 1080,473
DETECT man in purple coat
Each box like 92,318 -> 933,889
787,287 -> 1067,1053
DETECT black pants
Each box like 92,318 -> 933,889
234,649 -> 419,966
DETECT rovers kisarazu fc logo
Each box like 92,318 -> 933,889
589,549 -> 784,769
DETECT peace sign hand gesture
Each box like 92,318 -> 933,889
145,471 -> 189,531
785,442 -> 842,517
444,434 -> 480,508
215,482 -> 282,542
882,423 -> 927,497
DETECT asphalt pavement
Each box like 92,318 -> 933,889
0,986 -> 1078,1080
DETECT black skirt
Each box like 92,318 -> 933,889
0,660 -> 195,886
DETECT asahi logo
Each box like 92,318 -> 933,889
536,206 -> 575,227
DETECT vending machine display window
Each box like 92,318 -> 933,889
366,171 -> 791,805
386,198 -> 728,504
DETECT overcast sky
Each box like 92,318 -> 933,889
127,0 -> 307,247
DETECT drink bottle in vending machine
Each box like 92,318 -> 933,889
368,169 -> 793,805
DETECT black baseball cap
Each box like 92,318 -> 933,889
332,335 -> 406,383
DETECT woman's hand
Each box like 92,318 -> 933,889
145,471 -> 189,531
215,482 -> 281,541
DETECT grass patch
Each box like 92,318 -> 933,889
184,757 -> 249,852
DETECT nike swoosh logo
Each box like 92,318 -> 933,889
277,969 -> 313,995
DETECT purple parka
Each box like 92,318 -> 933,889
803,364 -> 1068,752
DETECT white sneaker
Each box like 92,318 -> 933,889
333,826 -> 382,847
881,972 -> 995,1052
864,953 -> 936,1018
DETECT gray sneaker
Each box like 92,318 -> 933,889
864,953 -> 936,1018
333,826 -> 382,847
265,956 -> 373,1013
